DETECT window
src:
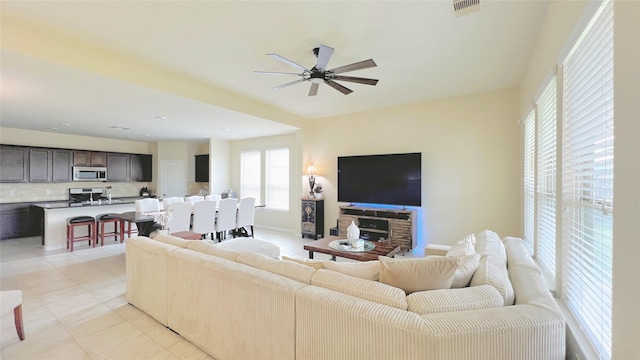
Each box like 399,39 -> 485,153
523,109 -> 536,254
562,0 -> 613,357
240,150 -> 261,204
536,78 -> 557,279
265,148 -> 289,211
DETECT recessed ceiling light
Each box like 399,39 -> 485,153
143,134 -> 150,137
220,128 -> 229,131
57,122 -> 71,126
47,127 -> 59,130
155,116 -> 168,120
108,126 -> 130,130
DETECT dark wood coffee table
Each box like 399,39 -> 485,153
304,236 -> 402,261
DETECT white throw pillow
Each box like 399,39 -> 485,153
450,253 -> 481,288
446,233 -> 476,257
378,256 -> 458,294
321,260 -> 380,281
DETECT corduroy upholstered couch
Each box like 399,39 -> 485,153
125,230 -> 565,360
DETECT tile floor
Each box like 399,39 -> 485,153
0,230 -> 415,359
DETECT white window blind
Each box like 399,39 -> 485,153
240,150 -> 261,204
523,109 -> 536,254
265,148 -> 289,211
562,0 -> 613,357
536,78 -> 557,278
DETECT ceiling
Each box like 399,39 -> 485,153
0,1 -> 550,142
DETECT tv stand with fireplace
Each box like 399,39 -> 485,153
338,205 -> 416,250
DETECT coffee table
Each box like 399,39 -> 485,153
304,236 -> 402,262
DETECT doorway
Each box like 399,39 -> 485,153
160,160 -> 184,197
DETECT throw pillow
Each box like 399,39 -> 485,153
281,256 -> 325,270
321,260 -> 380,281
406,285 -> 503,314
378,256 -> 458,294
446,233 -> 476,257
450,253 -> 481,288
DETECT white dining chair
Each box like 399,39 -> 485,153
192,200 -> 217,239
236,197 -> 256,238
205,194 -> 222,206
162,196 -> 184,211
166,202 -> 192,233
135,198 -> 161,213
185,195 -> 205,208
215,198 -> 238,241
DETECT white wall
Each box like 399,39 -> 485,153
208,139 -> 231,195
308,88 -> 522,251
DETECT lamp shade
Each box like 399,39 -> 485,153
305,164 -> 317,176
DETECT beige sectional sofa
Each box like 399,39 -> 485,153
126,231 -> 565,360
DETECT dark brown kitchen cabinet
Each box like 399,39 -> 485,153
52,149 -> 73,182
29,148 -> 52,182
130,154 -> 152,182
0,203 -> 39,240
107,153 -> 129,182
0,146 -> 29,183
73,151 -> 107,167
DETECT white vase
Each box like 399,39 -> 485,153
314,193 -> 323,199
347,221 -> 360,247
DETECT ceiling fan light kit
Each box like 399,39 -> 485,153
255,44 -> 378,96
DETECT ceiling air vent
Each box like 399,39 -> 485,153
452,0 -> 480,16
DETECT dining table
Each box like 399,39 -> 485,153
111,211 -> 161,238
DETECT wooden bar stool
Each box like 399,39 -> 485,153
97,213 -> 120,246
66,216 -> 96,252
0,290 -> 24,340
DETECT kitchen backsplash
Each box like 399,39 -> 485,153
0,182 -> 152,203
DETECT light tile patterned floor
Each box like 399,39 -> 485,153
0,230 -> 414,359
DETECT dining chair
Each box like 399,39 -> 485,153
185,195 -> 205,208
205,194 -> 222,206
191,200 -> 217,239
235,197 -> 256,238
166,202 -> 192,234
135,198 -> 161,213
215,198 -> 238,241
162,196 -> 184,211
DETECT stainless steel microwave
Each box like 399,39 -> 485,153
73,167 -> 107,182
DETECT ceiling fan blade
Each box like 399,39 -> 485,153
308,83 -> 319,96
267,53 -> 309,72
273,78 -> 306,90
325,80 -> 353,95
254,71 -> 303,76
332,75 -> 379,86
315,44 -> 334,71
328,59 -> 377,75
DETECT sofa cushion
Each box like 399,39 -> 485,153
406,285 -> 504,314
281,256 -> 324,270
378,256 -> 458,294
187,240 -> 241,261
470,255 -> 515,305
215,238 -> 280,259
153,233 -> 192,248
450,253 -> 481,288
446,233 -> 476,257
236,252 -> 316,284
321,260 -> 380,281
311,269 -> 408,310
475,230 -> 507,264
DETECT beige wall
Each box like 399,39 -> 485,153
308,89 -> 522,250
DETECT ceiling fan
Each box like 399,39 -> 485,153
255,44 -> 378,96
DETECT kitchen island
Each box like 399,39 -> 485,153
33,199 -> 141,250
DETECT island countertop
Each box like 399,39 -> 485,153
32,197 -> 145,209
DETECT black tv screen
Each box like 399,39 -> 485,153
337,152 -> 422,207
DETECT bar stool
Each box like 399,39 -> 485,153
66,216 -> 96,252
97,213 -> 120,246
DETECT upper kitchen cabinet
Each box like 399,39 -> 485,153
107,153 -> 129,182
195,154 -> 209,182
130,154 -> 152,182
73,151 -> 107,167
0,145 -> 28,183
29,148 -> 52,182
52,149 -> 73,182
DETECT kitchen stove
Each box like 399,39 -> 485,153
68,187 -> 108,204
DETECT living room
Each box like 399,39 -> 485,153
1,1 -> 638,359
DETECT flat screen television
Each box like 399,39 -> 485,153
337,152 -> 422,207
